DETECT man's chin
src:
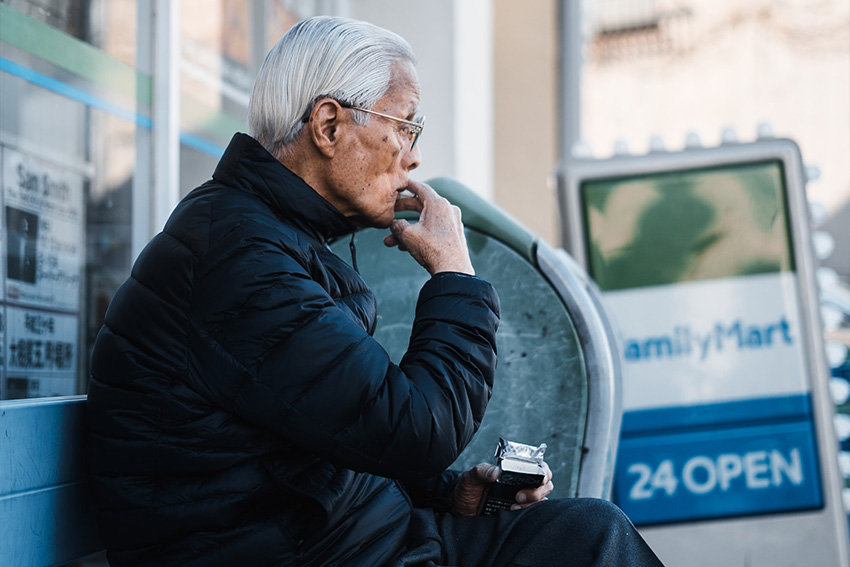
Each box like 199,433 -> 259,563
381,215 -> 400,229
374,206 -> 405,228
349,214 -> 394,230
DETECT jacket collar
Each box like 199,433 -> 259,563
212,133 -> 355,243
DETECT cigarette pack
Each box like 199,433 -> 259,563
479,437 -> 547,516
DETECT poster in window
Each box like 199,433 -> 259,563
2,148 -> 83,312
3,306 -> 78,398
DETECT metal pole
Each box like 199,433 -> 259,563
152,0 -> 180,234
558,0 -> 583,165
133,1 -> 153,260
556,0 -> 585,249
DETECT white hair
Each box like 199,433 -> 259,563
248,16 -> 417,157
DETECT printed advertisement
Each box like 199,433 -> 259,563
606,273 -> 820,524
606,272 -> 809,411
615,411 -> 821,524
3,306 -> 78,398
1,146 -> 84,400
581,160 -> 821,524
3,147 -> 83,312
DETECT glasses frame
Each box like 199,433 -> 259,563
339,102 -> 425,149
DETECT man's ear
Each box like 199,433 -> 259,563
308,98 -> 344,158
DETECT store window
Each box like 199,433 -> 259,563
1,0 -> 141,400
177,0 -> 315,192
0,0 -> 319,401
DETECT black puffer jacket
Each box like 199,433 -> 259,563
86,133 -> 500,567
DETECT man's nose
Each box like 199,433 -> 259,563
404,143 -> 421,171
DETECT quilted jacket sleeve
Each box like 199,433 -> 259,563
185,235 -> 500,480
397,470 -> 462,511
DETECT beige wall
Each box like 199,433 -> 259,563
581,0 -> 850,280
491,0 -> 848,280
583,0 -> 849,206
493,0 -> 560,245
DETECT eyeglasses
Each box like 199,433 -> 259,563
339,102 -> 425,150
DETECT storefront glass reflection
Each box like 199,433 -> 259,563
0,0 -> 311,400
1,1 -> 138,399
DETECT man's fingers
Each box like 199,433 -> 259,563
463,463 -> 499,486
384,219 -> 409,250
395,181 -> 443,215
478,463 -> 500,483
395,195 -> 423,213
514,477 -> 554,509
542,461 -> 553,485
386,180 -> 474,275
382,233 -> 399,248
534,479 -> 554,499
405,180 -> 436,200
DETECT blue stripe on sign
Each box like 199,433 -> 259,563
179,132 -> 226,158
621,393 -> 812,437
1,57 -> 225,158
0,57 -> 152,128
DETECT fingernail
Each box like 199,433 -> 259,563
516,493 -> 527,503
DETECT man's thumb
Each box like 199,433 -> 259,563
390,218 -> 409,236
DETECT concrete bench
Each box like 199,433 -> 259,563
0,395 -> 104,566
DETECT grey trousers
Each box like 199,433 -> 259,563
392,498 -> 665,567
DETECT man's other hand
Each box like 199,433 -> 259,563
451,463 -> 500,516
450,461 -> 555,516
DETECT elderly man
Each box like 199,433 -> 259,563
86,15 -> 663,567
